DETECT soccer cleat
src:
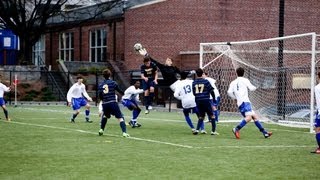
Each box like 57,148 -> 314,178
192,129 -> 199,135
122,132 -> 130,137
148,106 -> 153,110
6,118 -> 11,121
264,132 -> 273,138
200,130 -> 207,134
134,122 -> 142,128
70,118 -> 75,123
145,110 -> 149,114
98,129 -> 104,136
311,148 -> 320,154
232,128 -> 240,139
128,121 -> 134,127
211,131 -> 220,135
85,118 -> 93,123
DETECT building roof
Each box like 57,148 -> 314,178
47,0 -> 159,25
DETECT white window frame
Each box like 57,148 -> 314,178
89,28 -> 107,62
59,32 -> 74,61
32,35 -> 45,66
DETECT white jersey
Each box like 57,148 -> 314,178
227,77 -> 257,107
174,79 -> 196,108
315,83 -> 320,111
0,83 -> 10,97
67,83 -> 91,102
205,77 -> 220,100
121,85 -> 143,101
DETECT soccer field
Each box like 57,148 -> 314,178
0,105 -> 319,179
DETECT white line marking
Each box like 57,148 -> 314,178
5,120 -> 194,149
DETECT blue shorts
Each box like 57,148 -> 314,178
142,78 -> 156,91
183,107 -> 199,117
72,97 -> 88,110
122,99 -> 138,110
315,110 -> 320,128
0,98 -> 6,106
211,97 -> 221,107
196,100 -> 214,118
102,102 -> 123,119
239,102 -> 253,117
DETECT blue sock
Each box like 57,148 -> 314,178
85,109 -> 90,120
184,115 -> 195,129
100,117 -> 108,130
200,120 -> 205,130
316,133 -> 320,147
196,119 -> 204,130
211,118 -> 216,132
133,109 -> 141,119
214,110 -> 219,122
236,119 -> 247,130
254,121 -> 267,134
120,121 -> 127,133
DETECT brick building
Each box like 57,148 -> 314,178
43,0 -> 320,81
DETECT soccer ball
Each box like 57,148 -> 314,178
134,43 -> 143,51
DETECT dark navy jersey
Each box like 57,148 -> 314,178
140,62 -> 158,79
98,79 -> 124,104
150,57 -> 180,86
192,78 -> 215,102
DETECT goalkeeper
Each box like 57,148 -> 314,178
138,48 -> 181,91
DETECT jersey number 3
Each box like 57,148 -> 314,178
103,85 -> 109,94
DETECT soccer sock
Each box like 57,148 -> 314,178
100,117 -> 108,130
236,119 -> 247,130
316,133 -> 320,148
133,109 -> 141,119
196,119 -> 204,130
200,120 -> 205,130
85,110 -> 90,119
211,118 -> 216,132
71,113 -> 78,120
149,93 -> 155,105
131,118 -> 137,124
3,109 -> 8,119
184,115 -> 195,129
254,120 -> 267,134
144,96 -> 149,109
120,121 -> 127,133
214,110 -> 219,122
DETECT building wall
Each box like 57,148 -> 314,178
124,0 -> 320,72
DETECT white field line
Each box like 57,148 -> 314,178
17,107 -> 311,133
6,120 -> 194,149
5,107 -> 313,149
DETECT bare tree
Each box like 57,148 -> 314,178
0,0 -> 123,65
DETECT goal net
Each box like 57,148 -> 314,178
200,32 -> 318,132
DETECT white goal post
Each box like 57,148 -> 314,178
200,32 -> 318,133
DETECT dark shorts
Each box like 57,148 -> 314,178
196,100 -> 214,118
142,78 -> 156,91
238,102 -> 253,117
211,96 -> 221,107
102,102 -> 123,119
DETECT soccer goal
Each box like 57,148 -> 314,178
200,32 -> 318,132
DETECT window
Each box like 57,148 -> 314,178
59,32 -> 74,61
90,29 -> 107,62
32,35 -> 45,66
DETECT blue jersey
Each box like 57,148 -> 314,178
98,79 -> 123,104
140,62 -> 157,79
192,78 -> 214,102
